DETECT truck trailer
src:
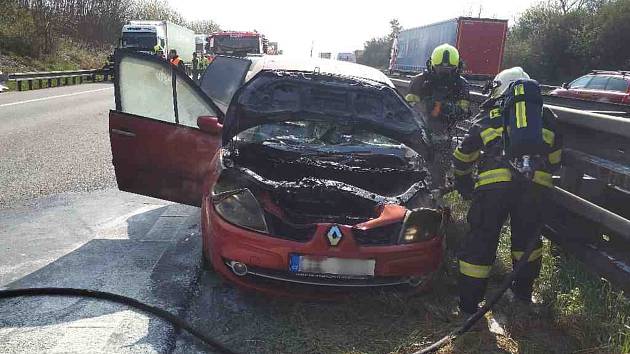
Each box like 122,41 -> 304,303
121,20 -> 196,63
390,17 -> 508,78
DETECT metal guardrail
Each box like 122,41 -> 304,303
392,77 -> 630,293
6,69 -> 112,91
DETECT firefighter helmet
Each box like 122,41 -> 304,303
430,44 -> 460,75
491,67 -> 530,98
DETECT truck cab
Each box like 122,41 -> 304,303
121,23 -> 166,54
207,31 -> 267,57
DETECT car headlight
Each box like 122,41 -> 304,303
399,208 -> 444,244
212,188 -> 269,233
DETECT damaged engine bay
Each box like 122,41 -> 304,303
214,120 -> 433,230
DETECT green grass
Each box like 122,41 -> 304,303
1,38 -> 111,92
444,192 -> 630,354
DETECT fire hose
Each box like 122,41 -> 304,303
412,226 -> 543,354
0,287 -> 240,354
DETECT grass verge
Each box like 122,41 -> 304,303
1,38 -> 110,92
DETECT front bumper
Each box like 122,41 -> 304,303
204,204 -> 445,295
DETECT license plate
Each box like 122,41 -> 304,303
289,254 -> 375,277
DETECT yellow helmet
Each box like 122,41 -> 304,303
430,44 -> 460,73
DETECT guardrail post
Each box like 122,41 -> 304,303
48,79 -> 52,88
17,80 -> 22,91
28,80 -> 33,91
79,76 -> 83,84
65,77 -> 69,86
72,76 -> 76,85
56,78 -> 61,87
92,73 -> 96,82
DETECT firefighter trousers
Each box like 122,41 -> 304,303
457,183 -> 547,314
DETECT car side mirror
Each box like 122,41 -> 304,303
562,82 -> 569,89
197,116 -> 222,135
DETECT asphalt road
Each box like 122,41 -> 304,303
0,83 -> 116,208
0,189 -> 202,353
0,85 -> 207,353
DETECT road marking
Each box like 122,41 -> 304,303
0,87 -> 112,108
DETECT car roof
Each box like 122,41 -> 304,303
244,55 -> 394,88
584,72 -> 630,80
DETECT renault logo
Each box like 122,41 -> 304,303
326,225 -> 343,246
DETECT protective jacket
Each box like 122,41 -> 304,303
406,70 -> 471,114
452,98 -> 562,191
170,56 -> 186,71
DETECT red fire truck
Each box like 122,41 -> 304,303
206,31 -> 269,57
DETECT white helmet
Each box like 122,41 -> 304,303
491,67 -> 530,98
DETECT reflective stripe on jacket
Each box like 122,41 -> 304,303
452,98 -> 563,190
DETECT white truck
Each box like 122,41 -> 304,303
195,34 -> 207,55
121,20 -> 195,63
336,52 -> 357,63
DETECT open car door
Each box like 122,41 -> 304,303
109,51 -> 248,206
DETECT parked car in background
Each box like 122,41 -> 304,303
549,70 -> 630,105
109,51 -> 446,297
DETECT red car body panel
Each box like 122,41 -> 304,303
202,198 -> 444,295
549,74 -> 630,105
110,111 -> 220,206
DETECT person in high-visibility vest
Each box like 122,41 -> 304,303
192,52 -> 200,82
198,54 -> 210,81
405,44 -> 471,192
452,67 -> 563,321
168,49 -> 186,71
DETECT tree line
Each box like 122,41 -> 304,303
0,0 -> 220,58
359,0 -> 630,83
504,0 -> 630,83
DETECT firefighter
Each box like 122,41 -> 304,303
405,43 -> 471,191
192,52 -> 200,82
452,67 -> 563,318
168,49 -> 186,71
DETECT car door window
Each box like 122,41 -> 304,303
116,51 -> 220,127
569,75 -> 592,89
118,56 -> 176,123
585,76 -> 610,90
606,77 -> 629,92
199,56 -> 251,114
176,73 -> 219,127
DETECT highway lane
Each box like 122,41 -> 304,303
0,83 -> 116,207
0,84 -> 211,352
0,189 -> 202,353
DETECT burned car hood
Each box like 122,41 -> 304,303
222,70 -> 431,155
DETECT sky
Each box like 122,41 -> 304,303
168,0 -> 542,56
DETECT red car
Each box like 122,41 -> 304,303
549,70 -> 630,105
109,50 -> 446,296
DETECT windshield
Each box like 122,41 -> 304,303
121,32 -> 157,50
212,35 -> 260,54
235,120 -> 406,152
